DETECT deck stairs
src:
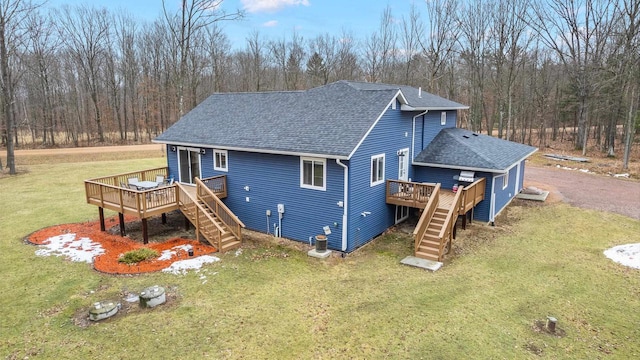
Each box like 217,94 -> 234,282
176,183 -> 243,252
415,208 -> 452,261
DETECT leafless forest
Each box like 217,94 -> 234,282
1,0 -> 638,174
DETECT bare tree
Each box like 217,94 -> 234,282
419,0 -> 459,95
56,5 -> 110,143
162,0 -> 242,116
1,0 -> 42,174
530,0 -> 618,153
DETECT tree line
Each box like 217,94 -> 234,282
1,0 -> 638,174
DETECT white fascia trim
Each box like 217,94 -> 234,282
412,161 -> 508,174
411,110 -> 428,163
401,105 -> 470,111
395,90 -> 409,105
153,140 -> 349,160
347,93 -> 402,159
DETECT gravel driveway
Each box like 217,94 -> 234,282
525,164 -> 640,220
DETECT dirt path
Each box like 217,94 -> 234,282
525,164 -> 640,220
12,143 -> 163,155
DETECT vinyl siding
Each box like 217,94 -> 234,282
209,151 -> 345,250
412,166 -> 492,222
493,164 -> 519,220
417,110 -> 457,153
347,106 -> 414,251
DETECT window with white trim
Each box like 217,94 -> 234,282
441,111 -> 447,125
502,173 -> 509,190
370,154 -> 385,186
214,149 -> 228,171
301,157 -> 326,190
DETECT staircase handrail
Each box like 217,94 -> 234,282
176,183 -> 225,248
438,185 -> 464,244
413,183 -> 440,251
195,178 -> 245,240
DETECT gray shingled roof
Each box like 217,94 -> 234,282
414,128 -> 537,172
155,81 -> 467,158
343,81 -> 468,110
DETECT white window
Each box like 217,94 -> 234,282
301,157 -> 326,191
441,111 -> 447,125
214,149 -> 228,171
502,173 -> 509,190
370,154 -> 385,186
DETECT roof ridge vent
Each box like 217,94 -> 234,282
462,135 -> 470,139
472,133 -> 479,136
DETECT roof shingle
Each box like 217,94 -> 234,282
414,128 -> 537,172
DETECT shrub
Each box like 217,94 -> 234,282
118,248 -> 159,264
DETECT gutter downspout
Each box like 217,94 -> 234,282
490,174 -> 497,226
336,159 -> 348,251
412,110 -> 428,162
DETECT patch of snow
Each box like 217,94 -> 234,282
35,233 -> 104,263
235,248 -> 243,257
157,244 -> 193,261
161,255 -> 220,275
604,243 -> 640,269
613,173 -> 630,178
125,294 -> 140,303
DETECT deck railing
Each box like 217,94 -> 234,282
176,183 -> 224,247
437,187 -> 464,258
196,177 -> 245,240
413,183 -> 441,251
87,167 -> 169,187
199,175 -> 228,198
386,180 -> 438,208
459,178 -> 486,214
85,179 -> 178,218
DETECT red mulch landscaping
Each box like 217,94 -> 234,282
27,216 -> 217,275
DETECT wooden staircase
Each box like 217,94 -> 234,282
416,208 -> 450,261
413,184 -> 463,262
176,180 -> 244,253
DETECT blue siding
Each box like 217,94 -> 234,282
417,111 -> 457,152
493,165 -> 519,219
167,146 -> 178,181
412,166 -> 493,222
209,151 -> 345,250
347,106 -> 414,251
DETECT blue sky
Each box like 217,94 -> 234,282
47,0 -> 418,47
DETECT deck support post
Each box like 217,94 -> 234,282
98,207 -> 105,232
118,213 -> 126,236
462,212 -> 467,230
142,219 -> 148,244
161,213 -> 167,225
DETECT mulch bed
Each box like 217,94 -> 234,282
26,214 -> 217,275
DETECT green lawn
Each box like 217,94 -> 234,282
1,156 -> 639,359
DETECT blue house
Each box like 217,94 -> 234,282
153,81 -> 537,261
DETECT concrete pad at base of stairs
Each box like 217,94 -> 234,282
401,256 -> 443,271
308,249 -> 332,259
515,190 -> 549,202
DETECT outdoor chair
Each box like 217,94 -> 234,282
127,177 -> 139,185
155,175 -> 165,184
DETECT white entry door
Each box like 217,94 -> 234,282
398,148 -> 409,181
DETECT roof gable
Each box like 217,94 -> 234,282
414,128 -> 537,172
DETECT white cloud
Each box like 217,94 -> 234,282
241,0 -> 310,13
263,20 -> 279,27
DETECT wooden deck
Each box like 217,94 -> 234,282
84,167 -> 227,243
387,178 -> 487,263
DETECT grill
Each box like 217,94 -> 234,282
454,170 -> 476,184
